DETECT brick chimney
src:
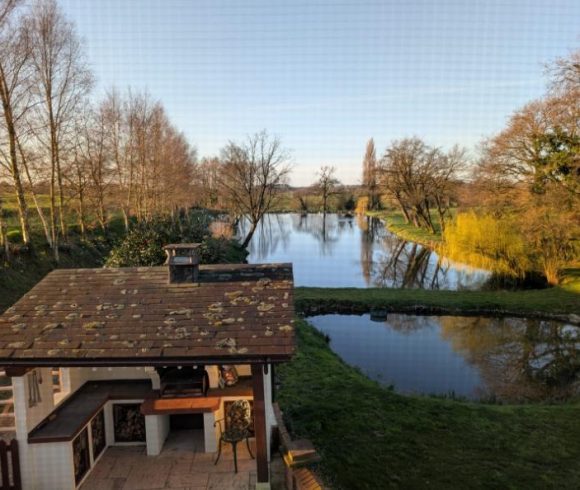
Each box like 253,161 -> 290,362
163,244 -> 201,284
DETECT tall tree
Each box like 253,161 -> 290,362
362,138 -> 380,210
0,0 -> 32,245
27,0 -> 93,258
219,131 -> 291,248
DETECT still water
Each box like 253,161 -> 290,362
240,213 -> 490,289
309,314 -> 580,402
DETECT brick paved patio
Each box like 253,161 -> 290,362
80,430 -> 284,490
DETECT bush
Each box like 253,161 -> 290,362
105,209 -> 246,267
105,226 -> 168,267
355,196 -> 369,215
6,230 -> 22,243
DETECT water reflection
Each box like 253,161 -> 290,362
309,314 -> 580,402
239,213 -> 490,289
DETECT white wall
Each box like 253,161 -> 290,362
12,368 -> 56,490
32,442 -> 75,490
24,368 -> 56,433
145,414 -> 170,455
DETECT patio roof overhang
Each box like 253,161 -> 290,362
1,353 -> 291,370
0,263 -> 295,369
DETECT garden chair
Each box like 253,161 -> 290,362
214,399 -> 255,472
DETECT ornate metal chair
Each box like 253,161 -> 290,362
214,399 -> 255,472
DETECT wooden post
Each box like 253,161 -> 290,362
10,439 -> 21,490
0,440 -> 9,488
251,363 -> 269,485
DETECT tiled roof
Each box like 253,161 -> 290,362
0,264 -> 295,366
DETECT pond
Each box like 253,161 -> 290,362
308,314 -> 580,402
239,213 -> 491,289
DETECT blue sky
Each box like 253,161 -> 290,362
60,0 -> 580,186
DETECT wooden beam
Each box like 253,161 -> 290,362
251,363 -> 269,484
4,367 -> 32,377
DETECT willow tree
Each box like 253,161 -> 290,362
219,131 -> 291,248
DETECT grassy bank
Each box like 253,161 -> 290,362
367,209 -> 444,247
0,239 -> 113,313
277,319 -> 580,489
295,283 -> 580,323
367,209 -> 580,291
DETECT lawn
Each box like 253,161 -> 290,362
295,281 -> 580,322
277,319 -> 580,489
367,209 -> 445,247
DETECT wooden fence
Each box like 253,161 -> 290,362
0,440 -> 21,490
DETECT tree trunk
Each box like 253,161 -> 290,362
0,74 -> 31,246
395,195 -> 411,224
48,103 -> 60,261
49,160 -> 59,261
77,183 -> 86,238
55,143 -> 67,240
241,220 -> 258,248
8,141 -> 30,246
97,198 -> 106,231
0,215 -> 9,263
122,208 -> 130,232
18,138 -> 52,247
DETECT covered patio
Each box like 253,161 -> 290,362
79,431 -> 285,490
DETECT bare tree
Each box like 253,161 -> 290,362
314,165 -> 341,214
97,89 -> 198,226
100,88 -> 132,230
219,131 -> 292,248
431,145 -> 466,230
27,0 -> 93,258
196,156 -> 222,209
547,48 -> 580,95
379,138 -> 464,232
0,0 -> 32,245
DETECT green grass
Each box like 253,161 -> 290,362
277,319 -> 580,489
368,209 -> 445,246
295,283 -> 580,320
561,268 -> 580,294
1,193 -> 53,210
0,238 -> 114,312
